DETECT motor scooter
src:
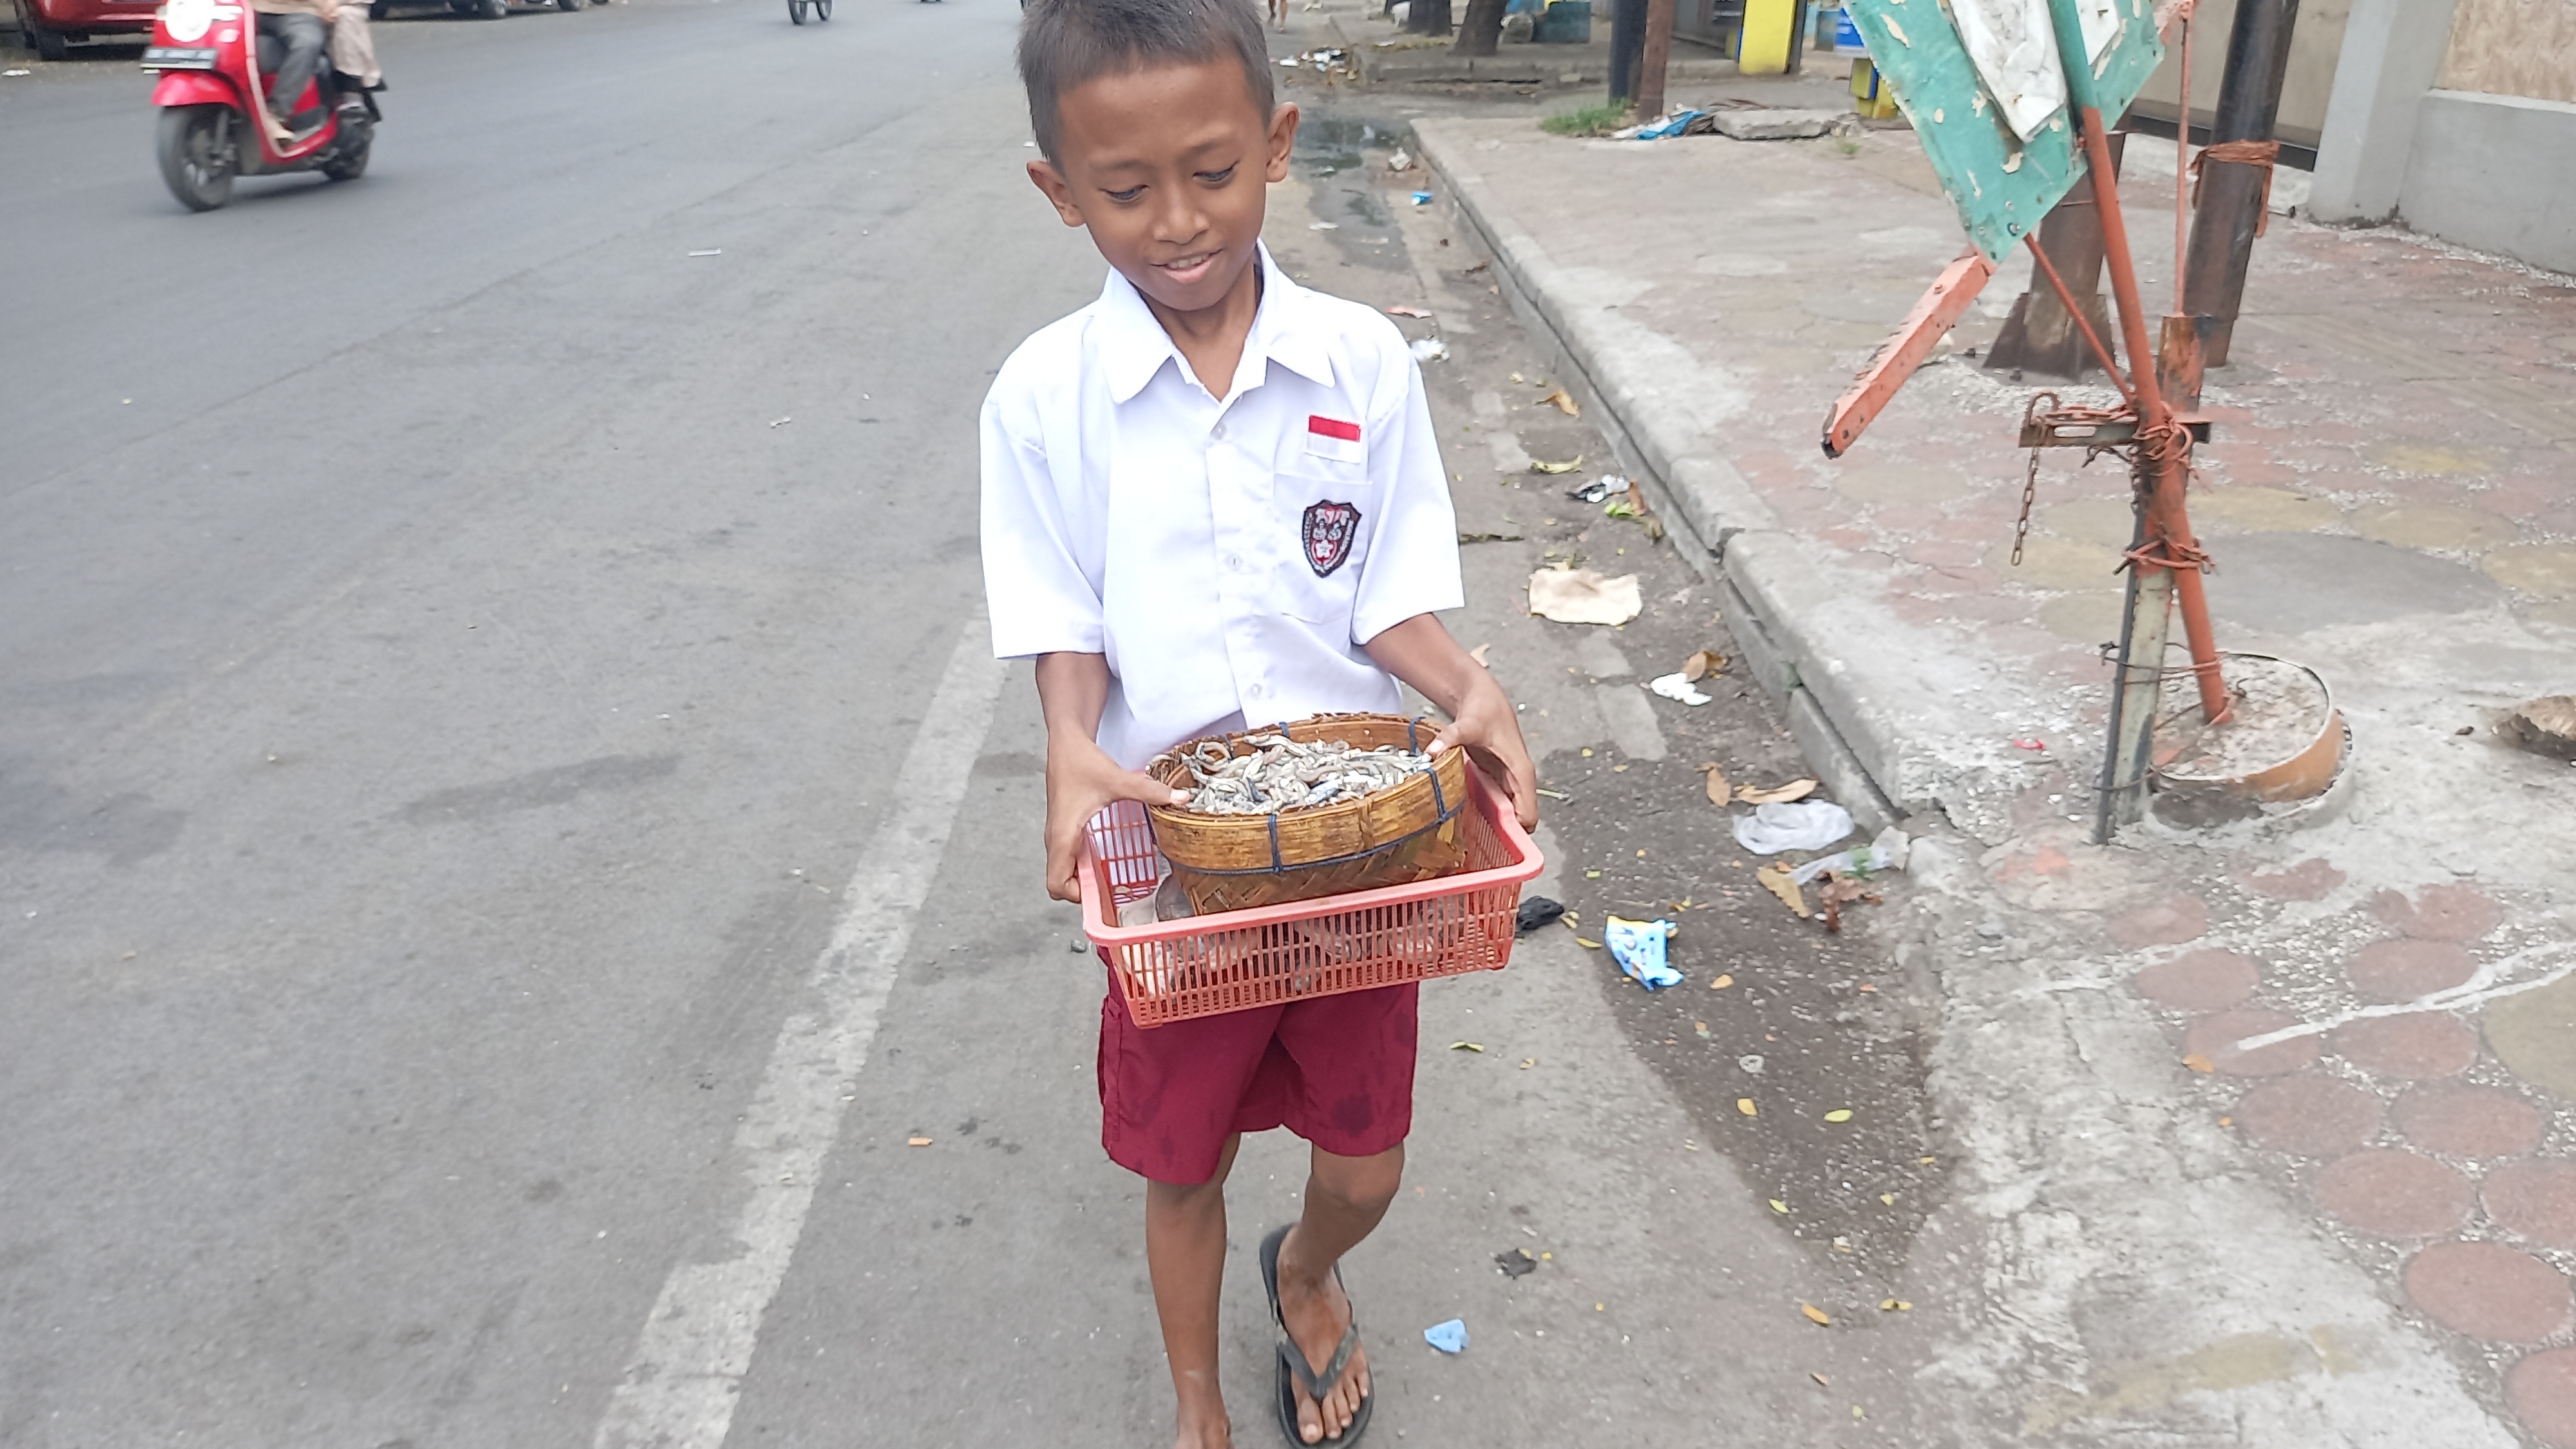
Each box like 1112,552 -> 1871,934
142,0 -> 381,212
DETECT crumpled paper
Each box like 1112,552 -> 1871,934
1528,569 -> 1642,626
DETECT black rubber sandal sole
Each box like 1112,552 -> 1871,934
1259,1222 -> 1374,1448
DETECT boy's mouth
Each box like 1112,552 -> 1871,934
1152,249 -> 1224,285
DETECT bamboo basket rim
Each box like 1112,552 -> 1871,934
1144,713 -> 1463,876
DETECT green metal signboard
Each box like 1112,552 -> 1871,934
1841,0 -> 2164,261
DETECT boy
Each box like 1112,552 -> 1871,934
981,0 -> 1538,1443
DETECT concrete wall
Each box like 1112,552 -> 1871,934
2438,0 -> 2576,104
2131,0 -> 2353,147
2397,90 -> 2576,272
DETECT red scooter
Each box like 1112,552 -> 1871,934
143,0 -> 380,211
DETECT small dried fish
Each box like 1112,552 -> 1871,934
1170,734 -> 1435,815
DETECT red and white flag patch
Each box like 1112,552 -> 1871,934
1305,414 -> 1363,464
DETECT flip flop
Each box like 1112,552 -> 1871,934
1259,1223 -> 1374,1447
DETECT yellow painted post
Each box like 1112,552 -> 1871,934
1738,0 -> 1797,72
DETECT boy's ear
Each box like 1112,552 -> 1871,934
1027,157 -> 1088,228
1264,102 -> 1300,185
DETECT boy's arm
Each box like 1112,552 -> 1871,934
1034,652 -> 1189,904
1362,614 -> 1539,831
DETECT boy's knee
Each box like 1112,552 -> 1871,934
1310,1150 -> 1403,1213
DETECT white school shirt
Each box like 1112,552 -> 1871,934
980,245 -> 1463,770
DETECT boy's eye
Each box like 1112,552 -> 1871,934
1105,186 -> 1145,204
1196,165 -> 1237,185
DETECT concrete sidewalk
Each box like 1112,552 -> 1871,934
1416,111 -> 2576,1446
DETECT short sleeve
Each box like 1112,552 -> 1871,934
980,379 -> 1105,659
1348,343 -> 1464,645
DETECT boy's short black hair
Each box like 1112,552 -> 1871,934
1017,0 -> 1275,161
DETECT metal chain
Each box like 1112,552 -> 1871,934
2012,444 -> 2041,566
2010,391 -> 2059,567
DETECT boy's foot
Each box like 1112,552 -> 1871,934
1274,1226 -> 1370,1444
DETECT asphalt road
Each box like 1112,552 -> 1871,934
2,10 -> 1939,1445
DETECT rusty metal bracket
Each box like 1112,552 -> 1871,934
1821,251 -> 1998,459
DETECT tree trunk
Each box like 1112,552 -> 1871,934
1453,0 -> 1506,53
1405,0 -> 1452,35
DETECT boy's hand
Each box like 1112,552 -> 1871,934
1426,671 -> 1540,833
1362,615 -> 1540,832
1045,737 -> 1188,904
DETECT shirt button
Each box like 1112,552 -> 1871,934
1212,422 -> 1227,440
1227,554 -> 1245,571
1247,683 -> 1265,699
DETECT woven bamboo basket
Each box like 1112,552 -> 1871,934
1145,713 -> 1472,914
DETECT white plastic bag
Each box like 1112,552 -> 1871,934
1732,800 -> 1856,855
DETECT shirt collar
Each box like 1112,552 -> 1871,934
1093,243 -> 1338,404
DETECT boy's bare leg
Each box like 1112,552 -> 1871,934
1145,1133 -> 1244,1449
1277,1144 -> 1403,1445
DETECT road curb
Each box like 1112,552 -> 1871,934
1413,119 -> 1906,832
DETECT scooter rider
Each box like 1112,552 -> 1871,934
251,0 -> 337,144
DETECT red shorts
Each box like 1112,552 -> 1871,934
1097,972 -> 1419,1184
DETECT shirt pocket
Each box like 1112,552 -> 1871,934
1274,471 -> 1380,627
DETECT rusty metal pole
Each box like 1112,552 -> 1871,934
1985,133 -> 2124,379
2045,0 -> 2230,835
2179,0 -> 2299,367
1636,0 -> 1676,118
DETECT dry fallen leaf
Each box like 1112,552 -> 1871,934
1756,864 -> 1812,918
1879,1193 -> 1896,1206
1736,1097 -> 1757,1117
1810,1371 -> 1831,1386
1801,1303 -> 1832,1327
1468,643 -> 1492,667
1449,1041 -> 1484,1052
1879,1299 -> 1913,1312
1738,778 -> 1820,805
1770,1199 -> 1790,1214
1824,1108 -> 1855,1123
1530,457 -> 1582,474
1575,936 -> 1604,949
907,1136 -> 934,1147
1682,648 -> 1723,681
1710,973 -> 1735,989
1540,386 -> 1580,417
2183,1053 -> 2217,1074
1385,305 -> 1432,317
1698,762 -> 1730,806
1508,370 -> 1524,383
1520,1057 -> 1537,1069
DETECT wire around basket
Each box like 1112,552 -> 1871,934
1080,765 -> 1542,1027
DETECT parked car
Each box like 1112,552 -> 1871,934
13,0 -> 158,60
364,0 -> 598,17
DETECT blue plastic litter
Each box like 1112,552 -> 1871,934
1410,189 -> 1434,206
1424,1318 -> 1469,1354
1631,109 -> 1707,140
1604,916 -> 1683,989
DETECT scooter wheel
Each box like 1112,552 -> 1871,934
788,0 -> 804,20
813,0 -> 829,17
156,104 -> 236,211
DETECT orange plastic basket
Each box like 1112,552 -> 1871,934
1080,766 -> 1544,1028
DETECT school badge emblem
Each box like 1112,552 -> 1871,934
1301,501 -> 1361,578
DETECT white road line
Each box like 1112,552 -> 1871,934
593,617 -> 1007,1449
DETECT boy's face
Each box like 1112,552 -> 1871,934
1029,59 -> 1298,317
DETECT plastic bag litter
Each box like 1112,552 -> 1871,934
1622,108 -> 1709,140
1567,475 -> 1628,504
1732,800 -> 1856,855
1788,826 -> 1911,886
1408,337 -> 1450,363
1515,895 -> 1566,936
1527,569 -> 1642,626
1425,1318 -> 1469,1354
1604,916 -> 1683,989
1411,189 -> 1434,206
1647,672 -> 1711,706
